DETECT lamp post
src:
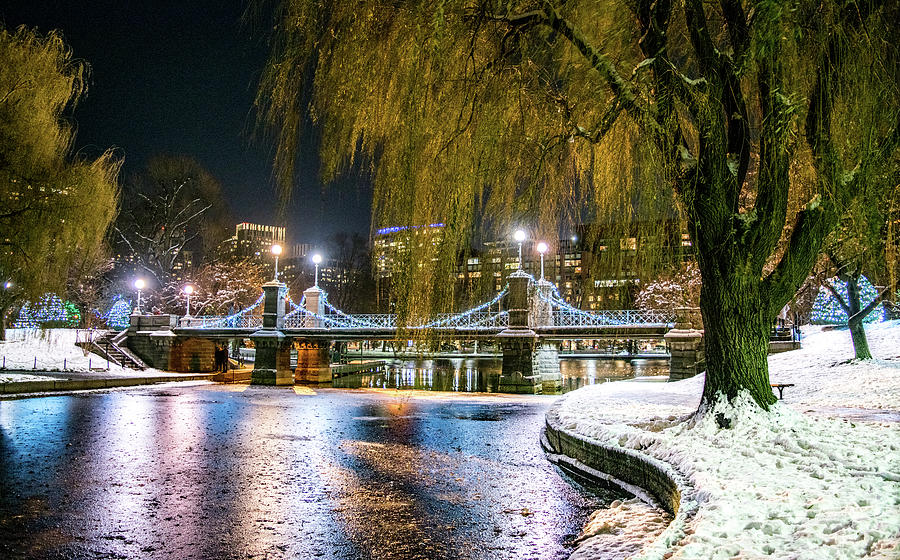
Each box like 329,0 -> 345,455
536,241 -> 548,281
513,229 -> 527,270
134,278 -> 145,314
271,244 -> 282,281
312,253 -> 323,287
183,284 -> 194,317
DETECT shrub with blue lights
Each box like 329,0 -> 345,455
103,298 -> 133,330
810,276 -> 884,325
13,294 -> 79,328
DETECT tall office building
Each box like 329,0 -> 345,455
216,223 -> 286,262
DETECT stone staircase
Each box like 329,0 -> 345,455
769,325 -> 801,353
77,331 -> 148,370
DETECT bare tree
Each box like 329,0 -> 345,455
115,156 -> 231,285
158,259 -> 267,316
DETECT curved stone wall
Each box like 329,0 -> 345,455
543,401 -> 697,556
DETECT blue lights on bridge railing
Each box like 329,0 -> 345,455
179,294 -> 265,329
538,284 -> 675,327
181,280 -> 673,331
550,309 -> 674,327
182,314 -> 264,329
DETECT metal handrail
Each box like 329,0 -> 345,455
551,309 -> 675,327
181,314 -> 263,329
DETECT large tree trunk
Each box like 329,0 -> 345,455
845,275 -> 873,360
698,270 -> 778,408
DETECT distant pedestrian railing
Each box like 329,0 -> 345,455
279,311 -> 509,330
551,309 -> 675,328
180,315 -> 263,329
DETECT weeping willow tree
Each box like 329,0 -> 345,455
255,0 -> 899,409
0,25 -> 121,339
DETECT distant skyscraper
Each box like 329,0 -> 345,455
216,223 -> 286,262
372,223 -> 445,310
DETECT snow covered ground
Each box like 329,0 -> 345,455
0,328 -> 148,377
556,320 -> 900,559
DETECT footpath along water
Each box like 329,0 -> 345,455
333,357 -> 670,393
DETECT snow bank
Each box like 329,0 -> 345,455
770,321 -> 900,410
558,321 -> 900,559
571,498 -> 671,560
0,328 -> 138,375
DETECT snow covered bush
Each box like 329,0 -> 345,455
636,261 -> 701,311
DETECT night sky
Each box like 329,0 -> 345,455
1,0 -> 372,243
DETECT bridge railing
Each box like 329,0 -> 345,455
307,313 -> 396,329
180,314 -> 263,329
280,311 -> 510,330
551,309 -> 675,327
423,311 -> 508,330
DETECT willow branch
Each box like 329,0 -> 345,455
537,2 -> 661,134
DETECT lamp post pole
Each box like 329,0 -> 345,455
514,229 -> 527,270
184,285 -> 194,317
134,279 -> 145,314
312,253 -> 323,287
536,242 -> 548,281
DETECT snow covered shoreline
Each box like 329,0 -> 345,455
0,328 -> 135,375
0,329 -> 174,385
554,321 -> 900,559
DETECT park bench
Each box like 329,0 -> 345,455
771,383 -> 795,400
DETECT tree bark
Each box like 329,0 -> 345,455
699,271 -> 777,408
0,305 -> 7,341
847,319 -> 872,360
845,275 -> 873,360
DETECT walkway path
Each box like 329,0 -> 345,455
0,370 -> 214,395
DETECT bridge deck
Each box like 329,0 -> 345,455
170,324 -> 671,341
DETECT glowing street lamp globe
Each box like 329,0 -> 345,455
271,244 -> 283,281
134,278 -> 145,290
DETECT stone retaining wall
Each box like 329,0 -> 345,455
0,373 -> 214,394
543,401 -> 696,556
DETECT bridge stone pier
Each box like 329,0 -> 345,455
497,271 -> 562,394
126,314 -> 218,372
291,285 -> 332,383
294,340 -> 331,384
251,281 -> 294,385
664,307 -> 705,380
